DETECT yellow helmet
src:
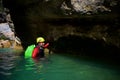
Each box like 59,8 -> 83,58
36,37 -> 45,43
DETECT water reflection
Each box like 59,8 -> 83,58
0,49 -> 20,80
25,57 -> 50,72
0,49 -> 120,80
0,48 -> 48,80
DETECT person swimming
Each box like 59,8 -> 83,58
32,37 -> 49,58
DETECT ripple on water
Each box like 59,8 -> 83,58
0,48 -> 21,77
0,49 -> 120,80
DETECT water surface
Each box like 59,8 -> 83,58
0,48 -> 120,80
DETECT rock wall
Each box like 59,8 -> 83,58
2,0 -> 120,50
0,7 -> 23,49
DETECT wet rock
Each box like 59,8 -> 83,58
0,40 -> 11,48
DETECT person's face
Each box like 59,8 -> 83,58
39,42 -> 45,46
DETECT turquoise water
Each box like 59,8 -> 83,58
0,48 -> 120,80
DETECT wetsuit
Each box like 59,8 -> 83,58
32,43 -> 49,58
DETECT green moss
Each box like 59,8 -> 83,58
0,35 -> 9,40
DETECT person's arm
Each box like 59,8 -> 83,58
43,43 -> 49,48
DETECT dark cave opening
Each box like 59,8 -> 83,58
54,35 -> 120,63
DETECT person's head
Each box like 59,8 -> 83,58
36,37 -> 45,43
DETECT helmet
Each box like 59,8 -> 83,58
36,37 -> 45,43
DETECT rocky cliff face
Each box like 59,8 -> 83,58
2,0 -> 120,52
0,7 -> 22,49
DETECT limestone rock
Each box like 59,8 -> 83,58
0,40 -> 11,48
